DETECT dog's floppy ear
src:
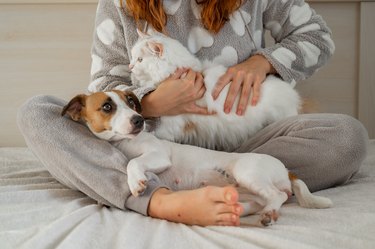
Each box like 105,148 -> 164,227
124,91 -> 142,114
61,94 -> 86,121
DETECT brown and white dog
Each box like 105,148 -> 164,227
61,90 -> 332,226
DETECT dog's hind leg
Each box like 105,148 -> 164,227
240,182 -> 287,226
257,186 -> 288,226
240,200 -> 263,216
232,157 -> 288,226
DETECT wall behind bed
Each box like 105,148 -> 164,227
0,0 -> 374,147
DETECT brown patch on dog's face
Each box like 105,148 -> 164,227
113,90 -> 142,114
184,121 -> 197,134
83,92 -> 117,133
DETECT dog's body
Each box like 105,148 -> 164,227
130,32 -> 301,151
62,90 -> 332,226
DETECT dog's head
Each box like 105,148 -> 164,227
61,90 -> 144,141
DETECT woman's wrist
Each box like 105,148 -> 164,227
141,92 -> 161,118
250,54 -> 276,75
147,188 -> 172,218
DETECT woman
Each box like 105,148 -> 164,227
18,0 -> 368,227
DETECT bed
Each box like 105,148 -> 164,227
1,140 -> 374,249
1,0 -> 375,248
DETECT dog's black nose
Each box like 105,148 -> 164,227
130,115 -> 144,129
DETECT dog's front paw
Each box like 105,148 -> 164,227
128,172 -> 148,197
127,160 -> 148,197
129,178 -> 148,197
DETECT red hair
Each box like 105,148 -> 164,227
123,0 -> 242,33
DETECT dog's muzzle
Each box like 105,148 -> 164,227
130,115 -> 144,134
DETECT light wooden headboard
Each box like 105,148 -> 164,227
1,0 -> 374,146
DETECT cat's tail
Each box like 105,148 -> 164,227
289,173 -> 333,209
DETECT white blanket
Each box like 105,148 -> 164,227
1,141 -> 375,249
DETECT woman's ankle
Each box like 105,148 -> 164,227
147,188 -> 172,218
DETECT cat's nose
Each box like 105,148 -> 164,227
129,64 -> 134,70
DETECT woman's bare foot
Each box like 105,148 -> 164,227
148,186 -> 243,226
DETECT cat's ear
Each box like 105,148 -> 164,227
136,29 -> 149,39
147,41 -> 164,57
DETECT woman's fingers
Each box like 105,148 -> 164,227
164,67 -> 264,115
195,72 -> 204,88
224,72 -> 244,114
164,55 -> 271,116
194,73 -> 205,99
197,84 -> 206,99
251,76 -> 262,106
184,70 -> 205,100
236,74 -> 253,116
212,71 -> 233,100
168,68 -> 188,80
184,69 -> 197,81
189,104 -> 215,115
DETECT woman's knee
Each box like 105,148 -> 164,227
329,114 -> 369,182
292,114 -> 368,191
17,95 -> 64,134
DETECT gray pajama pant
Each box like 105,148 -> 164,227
17,95 -> 369,216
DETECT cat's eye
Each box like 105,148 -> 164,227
137,57 -> 143,63
102,103 -> 112,113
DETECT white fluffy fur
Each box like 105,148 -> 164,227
130,32 -> 301,150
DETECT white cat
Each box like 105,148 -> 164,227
130,31 -> 301,151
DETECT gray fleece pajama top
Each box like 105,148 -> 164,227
89,0 -> 335,100
18,0 -> 368,217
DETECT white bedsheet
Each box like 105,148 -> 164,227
1,141 -> 374,249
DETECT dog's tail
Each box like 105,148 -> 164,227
289,173 -> 333,209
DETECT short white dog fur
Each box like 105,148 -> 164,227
62,90 -> 332,226
129,31 -> 301,151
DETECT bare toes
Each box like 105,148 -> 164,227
223,186 -> 239,204
205,186 -> 239,204
215,203 -> 243,216
217,213 -> 239,224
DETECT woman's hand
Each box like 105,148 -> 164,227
212,55 -> 276,116
141,68 -> 211,117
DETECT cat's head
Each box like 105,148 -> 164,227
129,30 -> 176,88
130,30 -> 200,88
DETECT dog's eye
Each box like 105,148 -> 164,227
126,96 -> 135,107
137,57 -> 143,63
102,103 -> 112,113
